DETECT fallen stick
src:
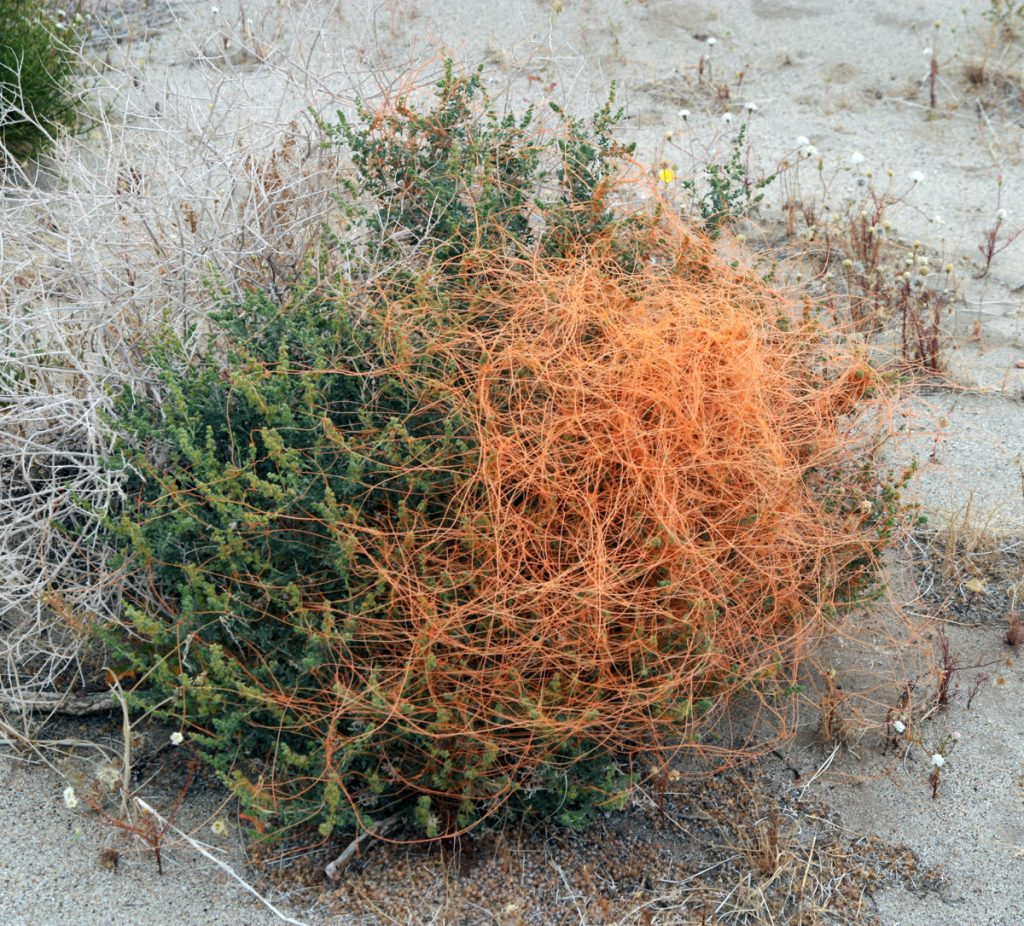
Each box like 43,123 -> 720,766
0,689 -> 115,716
324,811 -> 403,880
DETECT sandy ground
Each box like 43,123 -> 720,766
0,755 -> 285,926
3,1 -> 1023,923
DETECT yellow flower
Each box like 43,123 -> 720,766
211,819 -> 227,835
657,167 -> 676,184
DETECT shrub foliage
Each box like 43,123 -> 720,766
104,65 -> 898,841
0,0 -> 78,159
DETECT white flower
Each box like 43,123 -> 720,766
211,819 -> 227,835
96,766 -> 120,790
210,4 -> 219,12
721,112 -> 734,124
850,151 -> 865,165
745,102 -> 758,113
951,731 -> 961,741
795,135 -> 810,147
892,719 -> 906,734
706,36 -> 718,46
801,144 -> 819,159
910,170 -> 925,184
678,108 -> 691,120
63,786 -> 78,809
996,208 -> 1008,220
170,731 -> 185,746
931,753 -> 945,768
922,47 -> 933,57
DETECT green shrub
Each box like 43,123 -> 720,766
1,0 -> 79,160
99,65 -> 896,844
681,124 -> 774,236
320,61 -> 636,262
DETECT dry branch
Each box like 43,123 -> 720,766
324,811 -> 403,880
0,689 -> 114,715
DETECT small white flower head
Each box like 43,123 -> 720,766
210,4 -> 219,13
170,731 -> 185,746
892,719 -> 906,734
922,47 -> 933,57
721,112 -> 734,124
931,753 -> 945,768
211,819 -> 228,835
97,766 -> 120,791
745,101 -> 759,113
951,731 -> 961,741
664,130 -> 674,141
801,144 -> 819,159
705,36 -> 718,47
795,135 -> 811,147
996,208 -> 1008,220
850,151 -> 865,166
677,108 -> 691,120
63,786 -> 78,809
910,170 -> 925,184
943,262 -> 954,273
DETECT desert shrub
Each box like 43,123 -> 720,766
0,0 -> 79,160
320,61 -> 636,262
681,124 -> 774,236
101,66 -> 898,842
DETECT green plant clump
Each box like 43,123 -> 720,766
682,124 -> 774,236
0,0 -> 78,160
98,64 -> 896,844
